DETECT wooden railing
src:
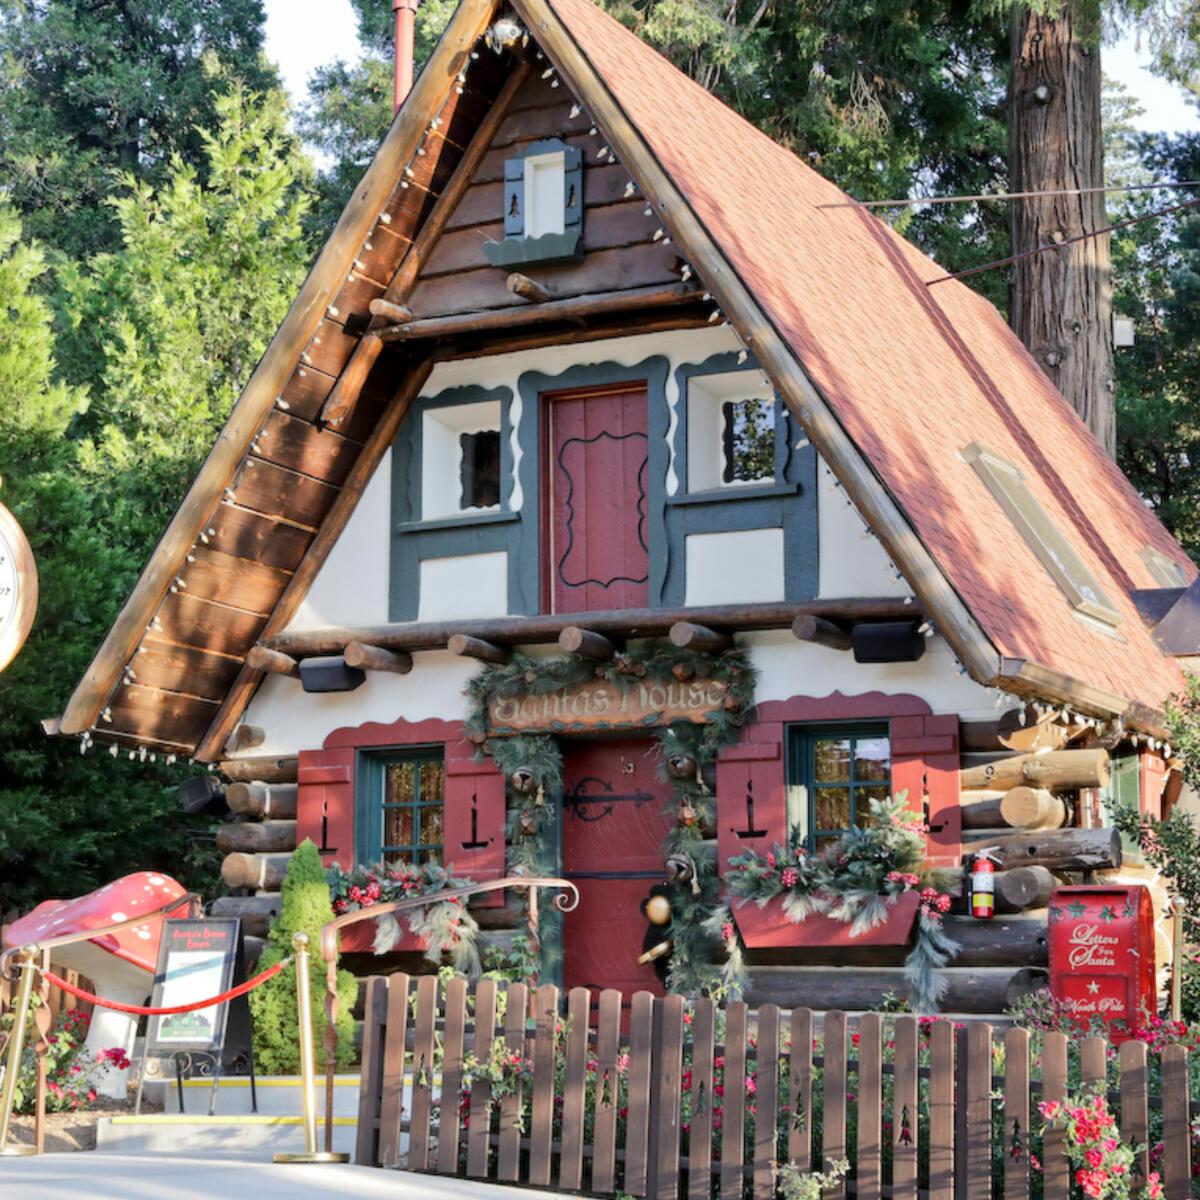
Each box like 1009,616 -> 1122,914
354,977 -> 1199,1199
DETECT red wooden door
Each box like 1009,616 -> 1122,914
560,738 -> 674,999
545,387 -> 649,613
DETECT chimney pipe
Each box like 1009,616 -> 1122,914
393,0 -> 418,113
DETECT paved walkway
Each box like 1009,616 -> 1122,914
0,1154 -> 576,1199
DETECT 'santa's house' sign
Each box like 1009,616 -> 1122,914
488,677 -> 730,734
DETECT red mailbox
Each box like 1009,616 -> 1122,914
1048,884 -> 1156,1041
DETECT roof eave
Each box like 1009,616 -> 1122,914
55,0 -> 502,745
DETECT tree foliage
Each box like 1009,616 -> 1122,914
0,81 -> 315,914
0,0 -> 276,253
249,840 -> 357,1075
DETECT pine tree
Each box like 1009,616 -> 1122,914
249,841 -> 357,1076
0,82 -> 317,913
0,0 -> 275,254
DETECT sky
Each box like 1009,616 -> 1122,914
262,0 -> 1199,135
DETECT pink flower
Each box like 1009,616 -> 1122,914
781,867 -> 799,888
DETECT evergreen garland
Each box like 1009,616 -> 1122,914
466,646 -> 756,995
724,794 -> 961,1012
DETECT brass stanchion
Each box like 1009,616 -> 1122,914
1170,896 -> 1186,1022
0,946 -> 39,1157
273,933 -> 348,1164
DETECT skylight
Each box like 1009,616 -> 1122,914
963,442 -> 1122,629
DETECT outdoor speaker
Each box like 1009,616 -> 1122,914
851,621 -> 925,664
299,654 -> 366,693
178,774 -> 226,815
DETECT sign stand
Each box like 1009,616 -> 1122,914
134,917 -> 258,1116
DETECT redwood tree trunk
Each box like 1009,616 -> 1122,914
1009,4 -> 1115,453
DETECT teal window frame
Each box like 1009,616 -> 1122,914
786,722 -> 891,850
355,746 -> 445,866
1102,750 -> 1142,860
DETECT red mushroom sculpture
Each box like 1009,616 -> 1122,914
3,872 -> 190,1098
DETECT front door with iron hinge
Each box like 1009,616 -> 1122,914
560,737 -> 674,1000
545,385 -> 649,613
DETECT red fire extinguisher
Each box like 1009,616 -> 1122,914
970,849 -> 1000,919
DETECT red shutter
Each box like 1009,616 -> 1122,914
716,733 -> 787,875
297,747 -> 357,869
891,715 -> 961,868
1139,749 -> 1167,820
443,746 -> 507,908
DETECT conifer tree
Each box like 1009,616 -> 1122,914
0,82 -> 317,913
249,841 -> 357,1076
0,0 -> 275,253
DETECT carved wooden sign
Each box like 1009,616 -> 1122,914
488,677 -> 729,734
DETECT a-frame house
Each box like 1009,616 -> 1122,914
54,0 -> 1199,1009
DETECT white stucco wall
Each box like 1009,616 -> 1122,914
233,327 -> 1004,757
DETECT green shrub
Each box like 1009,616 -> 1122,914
249,839 -> 357,1074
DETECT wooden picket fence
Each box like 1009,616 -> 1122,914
353,975 -> 1199,1199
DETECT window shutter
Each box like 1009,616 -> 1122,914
297,748 -> 357,869
716,735 -> 786,875
443,746 -> 507,908
563,145 -> 583,230
890,715 -> 961,867
503,157 -> 524,236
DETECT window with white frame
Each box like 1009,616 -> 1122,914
420,400 -> 503,520
964,442 -> 1122,627
687,371 -> 777,493
523,151 -> 566,238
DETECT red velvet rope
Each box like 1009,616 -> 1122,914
40,957 -> 291,1015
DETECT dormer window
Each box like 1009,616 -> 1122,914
484,139 -> 583,268
964,442 -> 1122,628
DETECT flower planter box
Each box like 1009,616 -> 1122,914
339,919 -> 429,955
731,889 -> 920,949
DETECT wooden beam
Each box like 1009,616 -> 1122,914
669,621 -> 733,653
216,820 -> 298,854
266,600 -> 923,657
995,866 -> 1055,912
229,723 -> 268,751
511,0 -> 1002,694
194,358 -> 436,761
245,645 -> 300,678
999,786 -> 1070,831
344,641 -> 414,675
210,894 -> 282,937
559,626 -> 616,660
226,781 -> 298,819
791,614 -> 852,651
376,283 -> 704,341
447,634 -> 511,664
218,755 -> 298,784
507,273 -> 554,303
368,299 -> 414,324
989,827 -> 1121,873
318,61 -> 532,430
58,0 -> 500,738
960,747 -> 1109,791
221,851 -> 294,891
